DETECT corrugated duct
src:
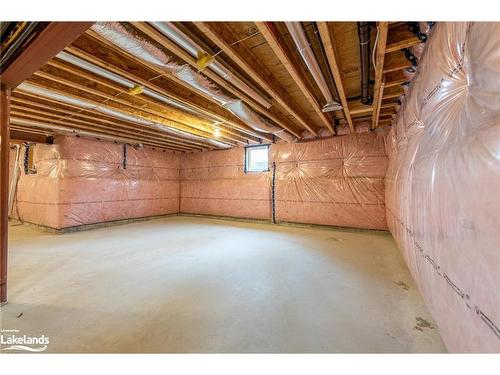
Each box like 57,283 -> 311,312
91,22 -> 296,142
17,82 -> 231,149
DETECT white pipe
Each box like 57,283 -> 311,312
285,22 -> 342,112
150,22 -> 273,109
16,82 -> 231,148
8,145 -> 21,216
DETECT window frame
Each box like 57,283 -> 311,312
244,144 -> 270,173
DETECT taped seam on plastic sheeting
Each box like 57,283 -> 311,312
386,207 -> 500,341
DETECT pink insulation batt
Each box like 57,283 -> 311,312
180,146 -> 271,220
385,22 -> 500,352
180,131 -> 388,229
12,136 -> 180,229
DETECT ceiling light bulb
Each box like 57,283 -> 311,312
213,128 -> 221,138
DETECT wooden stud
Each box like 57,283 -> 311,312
371,22 -> 389,130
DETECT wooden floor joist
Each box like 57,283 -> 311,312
383,62 -> 412,74
316,22 -> 354,133
385,36 -> 421,53
255,22 -> 335,135
64,44 -> 270,144
194,21 -> 319,136
371,22 -> 389,130
383,91 -> 404,100
130,22 -> 302,139
385,78 -> 408,89
10,105 -> 207,151
31,70 -> 241,145
11,92 -> 216,150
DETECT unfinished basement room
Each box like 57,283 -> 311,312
0,17 -> 499,357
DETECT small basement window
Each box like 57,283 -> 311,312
245,145 -> 269,173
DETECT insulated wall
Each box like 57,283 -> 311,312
180,147 -> 271,219
12,136 -> 180,229
180,131 -> 388,229
272,132 -> 387,230
385,22 -> 500,352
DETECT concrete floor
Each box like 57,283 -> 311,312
1,216 -> 446,353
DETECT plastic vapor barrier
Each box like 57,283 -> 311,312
180,147 -> 271,219
181,131 -> 388,229
385,22 -> 500,352
272,131 -> 388,229
11,136 -> 180,229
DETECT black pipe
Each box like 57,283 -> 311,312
357,22 -> 372,105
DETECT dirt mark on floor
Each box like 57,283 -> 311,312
414,317 -> 436,332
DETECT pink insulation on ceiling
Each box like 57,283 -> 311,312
385,22 -> 500,352
11,136 -> 180,229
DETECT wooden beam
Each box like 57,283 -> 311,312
10,129 -> 52,144
371,22 -> 389,130
383,91 -> 404,100
129,23 -> 302,139
381,102 -> 397,110
385,36 -> 421,54
384,78 -> 407,89
348,100 -> 373,116
0,86 -> 10,304
316,22 -> 354,133
194,22 -> 319,136
383,62 -> 411,74
1,22 -> 93,88
255,22 -> 335,134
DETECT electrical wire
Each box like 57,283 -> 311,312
372,24 -> 380,70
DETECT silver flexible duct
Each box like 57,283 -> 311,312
91,22 -> 295,142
